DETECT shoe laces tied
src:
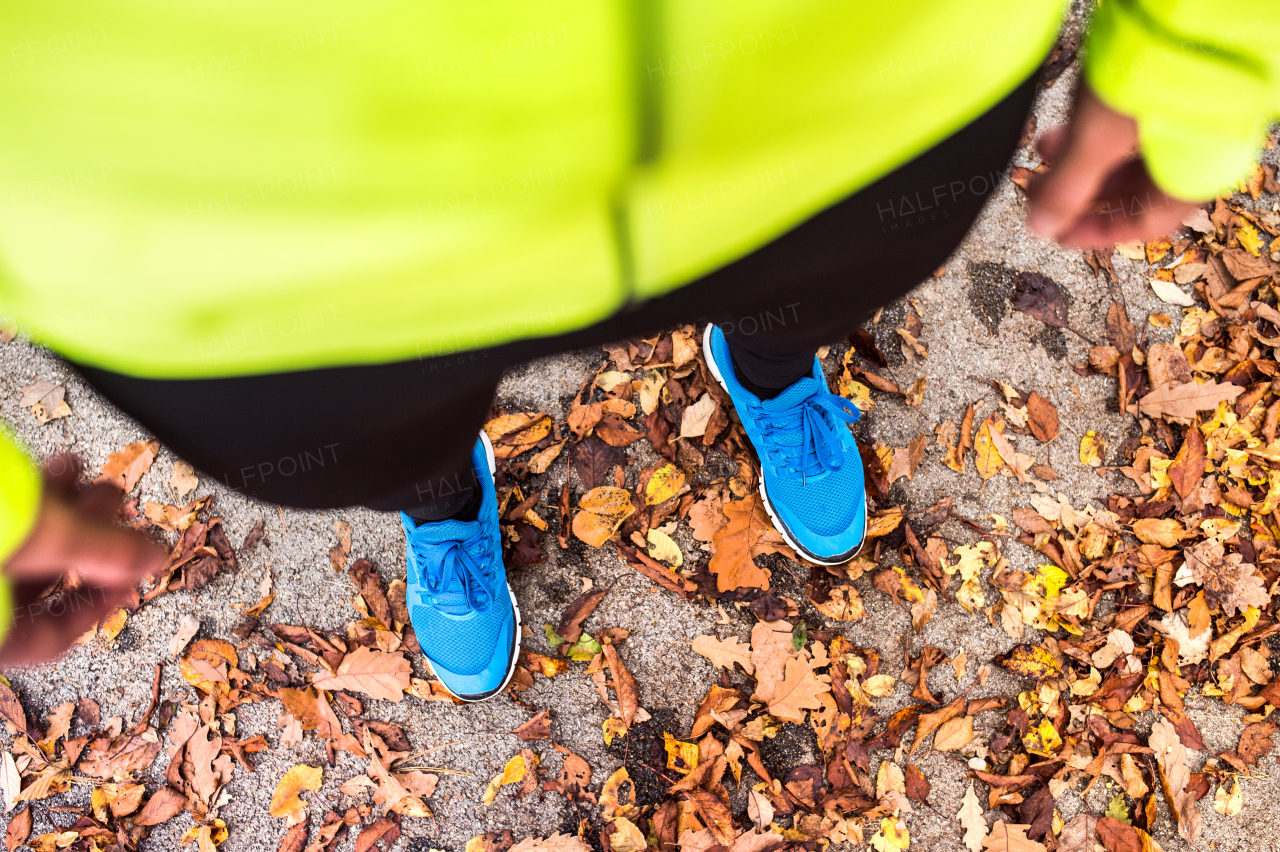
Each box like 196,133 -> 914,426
755,391 -> 861,481
410,520 -> 495,613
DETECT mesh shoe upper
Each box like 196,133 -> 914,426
705,324 -> 867,563
404,517 -> 510,676
754,378 -> 865,537
401,436 -> 516,696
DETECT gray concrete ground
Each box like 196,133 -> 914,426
2,57 -> 1280,852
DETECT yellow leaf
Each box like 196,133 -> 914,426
975,417 -> 1005,480
1145,237 -> 1171,264
957,577 -> 985,614
863,674 -> 896,698
870,816 -> 910,851
523,652 -> 569,678
1237,219 -> 1263,255
995,645 -> 1062,680
607,819 -> 647,852
602,718 -> 628,745
952,542 -> 995,579
636,374 -> 667,416
645,464 -> 686,505
99,608 -> 128,642
866,508 -> 904,539
1116,239 -> 1145,260
1079,430 -> 1104,467
269,765 -> 322,825
886,566 -> 924,603
646,529 -> 683,567
839,377 -> 876,412
482,753 -> 534,806
1023,718 -> 1062,758
664,734 -> 699,775
181,821 -> 228,852
595,371 -> 632,392
1213,779 -> 1242,816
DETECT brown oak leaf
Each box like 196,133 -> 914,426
1175,539 -> 1270,617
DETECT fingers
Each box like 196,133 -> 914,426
41,452 -> 83,498
1049,159 -> 1200,248
0,581 -> 133,667
1026,86 -> 1140,241
5,492 -> 166,588
1056,197 -> 1199,248
1033,125 -> 1068,164
74,481 -> 131,521
59,518 -> 168,589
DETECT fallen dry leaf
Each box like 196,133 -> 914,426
269,765 -> 322,825
957,783 -> 987,852
572,486 -> 635,547
312,647 -> 411,702
708,494 -> 789,592
96,440 -> 160,492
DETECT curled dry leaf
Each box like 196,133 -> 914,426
646,529 -> 682,567
269,765 -> 322,825
170,460 -> 199,499
483,753 -> 534,806
168,614 -> 201,658
1150,718 -> 1203,845
18,381 -> 70,423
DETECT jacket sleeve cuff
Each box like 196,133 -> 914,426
1083,0 -> 1276,201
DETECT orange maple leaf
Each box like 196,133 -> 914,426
708,494 -> 792,592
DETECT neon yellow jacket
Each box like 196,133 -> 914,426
0,1 -> 1277,600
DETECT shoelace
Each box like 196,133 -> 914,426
754,391 -> 861,481
409,522 -> 495,613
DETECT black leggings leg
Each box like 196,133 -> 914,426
705,75 -> 1040,389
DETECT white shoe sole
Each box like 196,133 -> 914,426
701,323 -> 866,567
422,431 -> 523,703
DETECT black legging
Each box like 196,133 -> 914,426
76,70 -> 1040,514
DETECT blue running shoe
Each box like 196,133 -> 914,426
401,433 -> 520,701
703,323 -> 867,565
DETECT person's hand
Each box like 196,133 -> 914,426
1026,83 -> 1204,248
0,454 -> 166,665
